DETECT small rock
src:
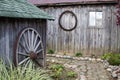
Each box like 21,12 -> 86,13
51,59 -> 55,63
96,58 -> 101,62
112,66 -> 119,71
56,55 -> 60,57
80,57 -> 85,61
75,57 -> 81,60
84,57 -> 89,60
88,58 -> 92,61
80,75 -> 86,80
46,59 -> 50,61
103,61 -> 109,69
72,57 -> 76,60
108,65 -> 113,68
112,71 -> 118,78
71,65 -> 77,69
63,55 -> 70,58
100,59 -> 104,62
107,68 -> 112,72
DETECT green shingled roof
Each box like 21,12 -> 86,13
0,0 -> 54,19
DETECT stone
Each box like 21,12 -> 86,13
112,71 -> 118,78
63,55 -> 71,59
100,60 -> 104,63
71,65 -> 77,69
80,75 -> 86,80
96,58 -> 102,62
84,57 -> 89,61
46,59 -> 50,61
112,66 -> 119,71
51,59 -> 55,63
56,55 -> 60,57
106,68 -> 112,72
80,57 -> 85,61
103,61 -> 109,69
73,57 -> 80,60
73,57 -> 79,60
108,65 -> 113,68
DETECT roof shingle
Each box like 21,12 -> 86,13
0,0 -> 54,19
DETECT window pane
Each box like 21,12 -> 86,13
96,12 -> 102,19
96,12 -> 102,27
89,12 -> 95,26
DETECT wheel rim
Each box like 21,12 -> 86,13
14,28 -> 44,67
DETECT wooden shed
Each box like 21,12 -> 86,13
0,0 -> 53,67
29,0 -> 120,56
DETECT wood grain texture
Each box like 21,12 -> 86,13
40,5 -> 120,56
0,18 -> 47,64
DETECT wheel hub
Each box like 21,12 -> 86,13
29,52 -> 37,60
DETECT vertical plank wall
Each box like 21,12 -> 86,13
40,5 -> 120,56
0,18 -> 47,63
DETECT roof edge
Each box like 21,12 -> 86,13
34,1 -> 118,7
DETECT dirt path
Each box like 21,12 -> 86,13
47,56 -> 113,80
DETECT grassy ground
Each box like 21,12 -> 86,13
46,61 -> 78,80
0,60 -> 52,80
0,60 -> 77,80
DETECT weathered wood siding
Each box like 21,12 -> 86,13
40,5 -> 120,56
0,18 -> 47,63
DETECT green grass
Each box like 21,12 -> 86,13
101,53 -> 120,66
101,53 -> 112,60
47,49 -> 55,54
49,64 -> 64,79
75,52 -> 82,57
108,54 -> 120,66
0,60 -> 53,80
67,71 -> 77,77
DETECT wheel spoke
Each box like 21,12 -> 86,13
18,57 -> 29,65
31,30 -> 34,51
36,49 -> 43,54
33,34 -> 38,49
24,60 -> 30,68
23,33 -> 30,51
19,42 -> 29,53
18,52 -> 28,56
34,41 -> 41,52
28,30 -> 31,50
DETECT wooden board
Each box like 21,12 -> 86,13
41,5 -> 120,56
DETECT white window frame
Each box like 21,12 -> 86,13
89,11 -> 103,28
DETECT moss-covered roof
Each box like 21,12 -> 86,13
0,0 -> 54,19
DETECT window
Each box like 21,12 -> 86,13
89,11 -> 103,27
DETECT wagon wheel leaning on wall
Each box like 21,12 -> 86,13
14,28 -> 45,67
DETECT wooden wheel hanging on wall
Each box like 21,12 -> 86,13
14,28 -> 44,67
59,10 -> 77,31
